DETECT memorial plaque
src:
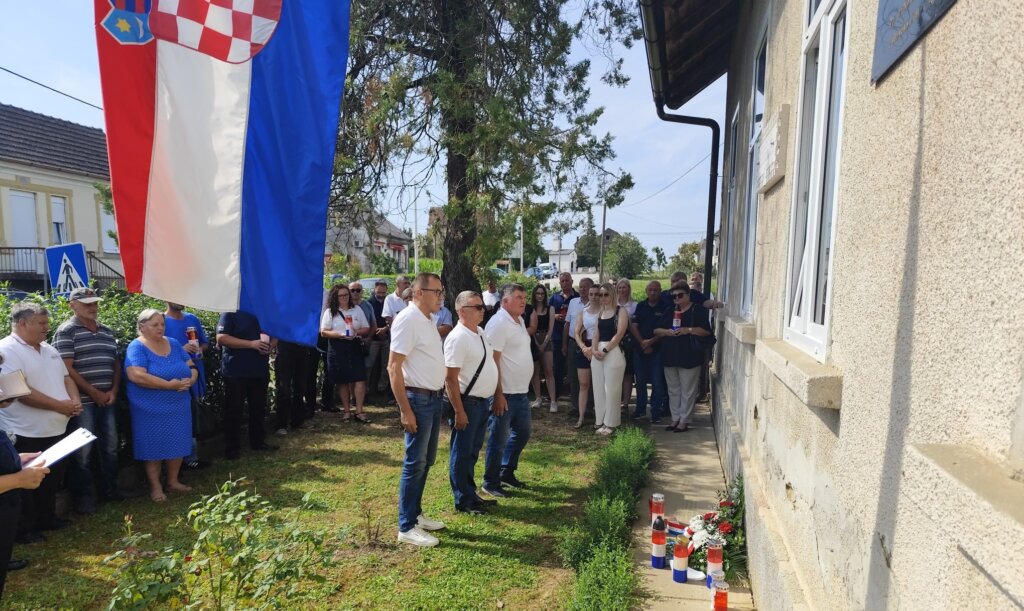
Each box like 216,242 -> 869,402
871,0 -> 958,83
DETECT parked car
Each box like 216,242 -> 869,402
524,267 -> 543,279
490,267 -> 509,278
357,277 -> 392,290
537,263 -> 557,279
0,288 -> 31,302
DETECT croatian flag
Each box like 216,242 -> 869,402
93,0 -> 350,345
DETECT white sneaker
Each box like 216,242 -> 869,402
549,400 -> 559,413
275,428 -> 288,436
417,514 -> 445,531
397,526 -> 439,547
530,399 -> 542,409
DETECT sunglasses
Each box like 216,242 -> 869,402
461,304 -> 485,311
672,293 -> 688,299
351,288 -> 362,293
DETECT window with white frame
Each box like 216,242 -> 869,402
740,36 -> 767,320
101,209 -> 119,253
784,0 -> 849,359
721,109 -> 740,307
50,196 -> 67,245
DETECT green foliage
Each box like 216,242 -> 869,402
95,182 -> 118,246
333,0 -> 638,302
575,209 -> 600,268
560,427 -> 655,609
105,479 -> 340,610
592,427 -> 657,509
415,257 -> 444,273
651,246 -> 667,273
368,251 -> 399,275
669,241 -> 702,277
568,543 -> 637,611
557,496 -> 632,571
605,233 -> 651,280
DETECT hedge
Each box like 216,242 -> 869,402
560,427 -> 656,610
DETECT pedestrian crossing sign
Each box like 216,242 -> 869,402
45,243 -> 90,297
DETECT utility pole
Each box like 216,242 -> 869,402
598,202 -> 608,282
413,199 -> 419,274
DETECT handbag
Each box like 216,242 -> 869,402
442,334 -> 487,421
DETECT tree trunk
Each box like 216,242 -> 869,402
437,0 -> 479,304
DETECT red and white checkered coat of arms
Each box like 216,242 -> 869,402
149,0 -> 283,63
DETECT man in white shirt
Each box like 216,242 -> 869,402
481,280 -> 500,311
0,302 -> 82,544
563,277 -> 595,417
389,273 -> 447,547
481,284 -> 534,496
382,275 -> 411,324
443,291 -> 500,514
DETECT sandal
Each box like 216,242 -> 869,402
341,413 -> 352,422
573,419 -> 584,429
353,413 -> 371,424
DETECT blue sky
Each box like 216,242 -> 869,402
0,2 -> 725,259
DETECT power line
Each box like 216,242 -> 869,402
618,152 -> 712,209
0,66 -> 104,111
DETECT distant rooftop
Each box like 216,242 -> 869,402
0,103 -> 109,180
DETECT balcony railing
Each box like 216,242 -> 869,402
0,246 -> 125,290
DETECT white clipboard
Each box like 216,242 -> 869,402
25,427 -> 96,468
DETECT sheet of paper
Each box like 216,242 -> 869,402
25,427 -> 96,468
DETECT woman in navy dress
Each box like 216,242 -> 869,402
124,309 -> 197,502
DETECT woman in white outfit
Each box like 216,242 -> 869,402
615,278 -> 637,413
572,285 -> 601,429
589,283 -> 630,435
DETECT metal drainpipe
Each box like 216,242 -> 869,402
656,103 -> 720,293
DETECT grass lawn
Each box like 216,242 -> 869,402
3,403 -> 605,610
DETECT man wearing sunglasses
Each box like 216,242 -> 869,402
443,291 -> 500,515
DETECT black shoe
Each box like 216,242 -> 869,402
252,443 -> 279,452
480,485 -> 507,498
500,474 -> 527,489
473,497 -> 498,507
456,503 -> 487,515
7,559 -> 29,571
15,531 -> 46,545
39,518 -> 72,531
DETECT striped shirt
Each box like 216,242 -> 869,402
52,317 -> 119,406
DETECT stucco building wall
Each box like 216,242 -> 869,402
712,0 -> 1024,608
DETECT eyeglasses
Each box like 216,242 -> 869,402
351,288 -> 362,293
420,287 -> 444,296
461,304 -> 485,311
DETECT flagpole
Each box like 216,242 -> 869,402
413,199 -> 420,274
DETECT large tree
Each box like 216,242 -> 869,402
333,0 -> 636,297
605,233 -> 650,279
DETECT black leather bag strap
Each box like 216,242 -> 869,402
463,334 -> 488,398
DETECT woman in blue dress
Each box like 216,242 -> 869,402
124,309 -> 197,502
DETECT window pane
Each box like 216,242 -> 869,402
790,40 -> 819,319
753,41 -> 766,133
809,0 -> 823,25
101,210 -> 119,253
813,7 -> 847,325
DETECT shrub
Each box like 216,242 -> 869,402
568,542 -> 637,611
558,495 -> 632,571
592,427 -> 657,510
105,479 -> 341,610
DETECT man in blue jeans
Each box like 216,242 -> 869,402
631,281 -> 668,422
482,284 -> 534,496
443,291 -> 500,514
389,273 -> 448,547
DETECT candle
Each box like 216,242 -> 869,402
649,493 -> 665,528
651,516 -> 667,569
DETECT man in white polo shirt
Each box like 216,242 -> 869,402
481,283 -> 533,497
0,302 -> 82,544
389,273 -> 447,547
443,290 -> 500,515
